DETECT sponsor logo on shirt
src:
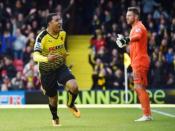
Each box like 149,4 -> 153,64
48,45 -> 64,51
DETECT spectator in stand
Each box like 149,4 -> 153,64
142,0 -> 158,15
23,46 -> 33,65
3,56 -> 17,79
151,61 -> 166,88
90,58 -> 104,89
23,59 -> 38,90
0,29 -> 15,56
109,48 -> 123,71
165,48 -> 174,73
1,75 -> 11,91
11,71 -> 24,90
91,14 -> 101,31
13,28 -> 27,60
166,48 -> 174,64
90,29 -> 106,52
166,73 -> 175,88
111,69 -> 124,89
95,46 -> 110,64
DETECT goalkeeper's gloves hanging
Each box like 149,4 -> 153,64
115,34 -> 130,48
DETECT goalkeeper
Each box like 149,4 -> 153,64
33,13 -> 80,127
116,7 -> 152,122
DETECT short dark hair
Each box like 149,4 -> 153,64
127,7 -> 140,16
46,13 -> 57,26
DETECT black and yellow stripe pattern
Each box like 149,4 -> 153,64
33,30 -> 67,72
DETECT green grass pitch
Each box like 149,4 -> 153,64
0,108 -> 175,131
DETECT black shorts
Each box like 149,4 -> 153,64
40,64 -> 75,97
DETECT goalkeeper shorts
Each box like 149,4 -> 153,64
133,68 -> 148,87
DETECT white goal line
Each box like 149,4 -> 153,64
0,104 -> 175,109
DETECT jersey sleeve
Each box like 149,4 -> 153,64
33,52 -> 48,62
130,27 -> 143,42
33,30 -> 48,62
34,31 -> 45,52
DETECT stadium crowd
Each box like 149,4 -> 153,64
0,0 -> 175,91
0,0 -> 73,91
88,0 -> 175,89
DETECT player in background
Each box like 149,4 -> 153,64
33,13 -> 80,126
116,7 -> 152,122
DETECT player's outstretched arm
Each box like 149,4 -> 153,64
33,52 -> 49,62
33,52 -> 60,62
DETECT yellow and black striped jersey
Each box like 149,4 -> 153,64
33,30 -> 67,72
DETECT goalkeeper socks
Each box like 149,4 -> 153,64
49,104 -> 59,120
135,87 -> 151,116
67,91 -> 78,107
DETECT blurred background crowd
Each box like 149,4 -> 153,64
0,0 -> 175,91
88,0 -> 175,90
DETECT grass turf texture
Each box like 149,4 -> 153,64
0,108 -> 175,131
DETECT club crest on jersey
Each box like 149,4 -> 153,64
135,28 -> 141,33
49,45 -> 64,51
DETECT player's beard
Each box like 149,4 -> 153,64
127,19 -> 135,26
126,16 -> 135,25
53,25 -> 60,34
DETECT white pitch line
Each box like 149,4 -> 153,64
152,109 -> 175,118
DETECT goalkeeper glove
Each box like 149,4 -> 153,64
116,34 -> 130,48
